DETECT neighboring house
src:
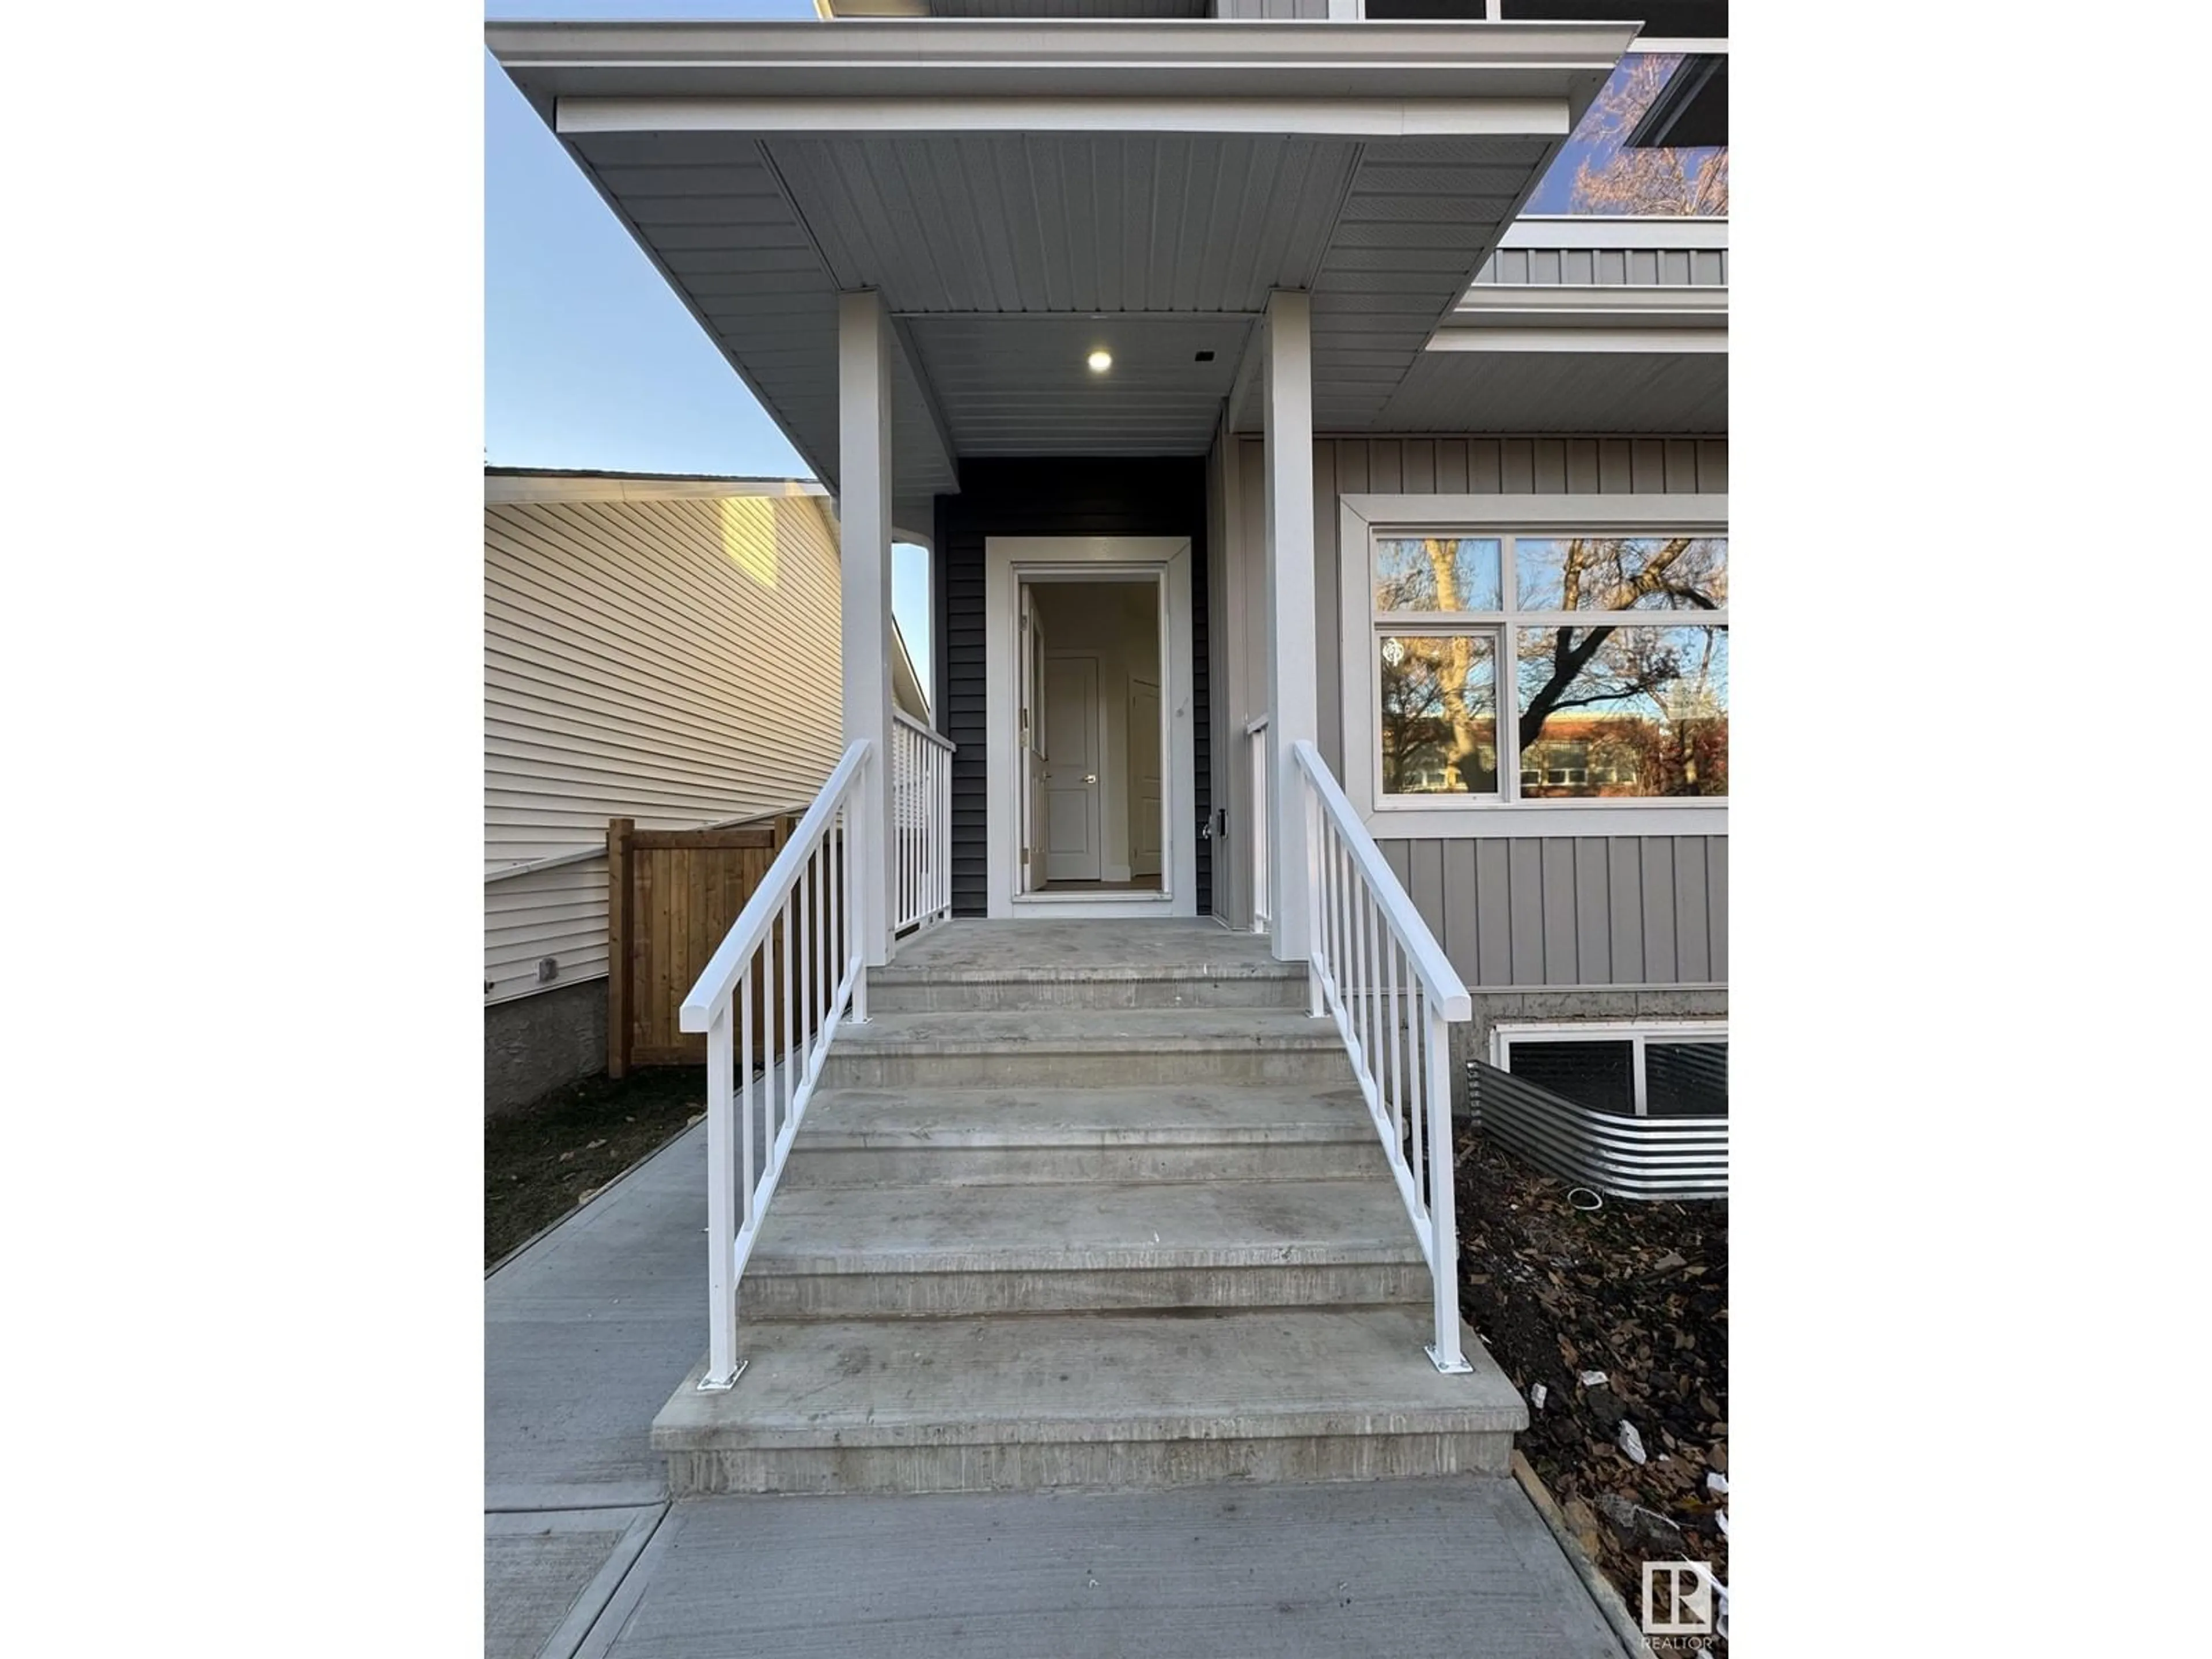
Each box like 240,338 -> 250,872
483,468 -> 929,1113
488,1 -> 1728,1092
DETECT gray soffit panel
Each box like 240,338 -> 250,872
490,21 -> 1637,502
763,134 -> 1357,315
1364,348 -> 1728,435
904,313 -> 1254,456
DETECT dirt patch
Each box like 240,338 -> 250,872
486,1067 -> 706,1267
1456,1130 -> 1728,1642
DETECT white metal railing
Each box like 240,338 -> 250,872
1290,740 -> 1475,1374
891,710 -> 955,934
1243,714 -> 1271,934
679,740 -> 869,1391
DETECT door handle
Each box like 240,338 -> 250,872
1084,774 -> 1098,785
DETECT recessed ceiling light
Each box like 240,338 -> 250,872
1086,349 -> 1113,373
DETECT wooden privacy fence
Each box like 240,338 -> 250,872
606,813 -> 800,1077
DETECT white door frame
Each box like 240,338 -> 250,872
986,537 -> 1195,919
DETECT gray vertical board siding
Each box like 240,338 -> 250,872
1471,241 -> 1729,289
1232,434 -> 1728,980
1219,0 -> 1329,14
1307,434 -> 1726,771
933,457 -> 1211,918
1377,834 -> 1728,988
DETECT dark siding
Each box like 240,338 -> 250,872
934,459 -> 1211,918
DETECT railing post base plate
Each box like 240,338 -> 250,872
1425,1344 -> 1475,1376
696,1359 -> 749,1393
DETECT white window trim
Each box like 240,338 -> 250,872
1490,1018 -> 1728,1118
1338,493 -> 1728,839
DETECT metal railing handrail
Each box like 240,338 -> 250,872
680,743 -> 866,1030
891,707 -> 956,753
1291,741 -> 1469,1020
678,738 -> 870,1391
1290,738 -> 1472,1374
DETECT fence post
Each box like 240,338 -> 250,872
606,817 -> 634,1080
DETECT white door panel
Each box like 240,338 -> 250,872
1043,654 -> 1101,881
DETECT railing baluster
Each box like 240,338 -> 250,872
740,958 -> 755,1235
1385,934 -> 1403,1153
814,835 -> 829,1063
1409,983 -> 1427,1211
787,898 -> 805,1141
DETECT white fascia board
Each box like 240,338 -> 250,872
489,20 -> 1639,108
557,96 -> 1570,140
483,473 -> 827,505
1423,325 -> 1727,353
1452,286 -> 1728,323
1498,218 -> 1729,251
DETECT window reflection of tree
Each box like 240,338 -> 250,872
1517,536 -> 1726,800
1380,634 -> 1497,796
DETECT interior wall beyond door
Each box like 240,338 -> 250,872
1029,579 -> 1161,885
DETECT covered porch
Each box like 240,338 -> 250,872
487,15 -> 1637,966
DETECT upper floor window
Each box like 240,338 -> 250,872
1524,52 -> 1729,217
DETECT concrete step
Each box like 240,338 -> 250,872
866,960 -> 1308,1013
820,1009 -> 1355,1088
654,1306 -> 1528,1496
743,1177 -> 1427,1318
779,1084 -> 1387,1187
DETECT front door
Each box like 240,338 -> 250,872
1042,654 -> 1102,882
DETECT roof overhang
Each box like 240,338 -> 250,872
489,20 -> 1639,522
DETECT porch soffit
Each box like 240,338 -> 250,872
490,21 -> 1637,514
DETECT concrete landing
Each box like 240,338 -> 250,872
574,1480 -> 1619,1659
888,918 -> 1280,972
653,1306 -> 1527,1497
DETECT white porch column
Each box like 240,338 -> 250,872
839,290 -> 896,971
1262,290 -> 1316,965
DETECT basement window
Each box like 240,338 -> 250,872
1493,1022 -> 1727,1118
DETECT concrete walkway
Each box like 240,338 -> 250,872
486,1096 -> 1627,1659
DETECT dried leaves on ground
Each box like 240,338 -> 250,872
1456,1131 -> 1728,1639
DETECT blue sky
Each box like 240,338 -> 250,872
483,2 -> 934,684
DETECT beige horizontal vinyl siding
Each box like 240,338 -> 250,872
484,491 -> 844,1005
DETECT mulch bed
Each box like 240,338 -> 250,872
1455,1130 -> 1728,1641
485,1068 -> 706,1268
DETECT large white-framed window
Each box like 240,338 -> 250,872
1491,1019 -> 1728,1119
1339,493 -> 1727,839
